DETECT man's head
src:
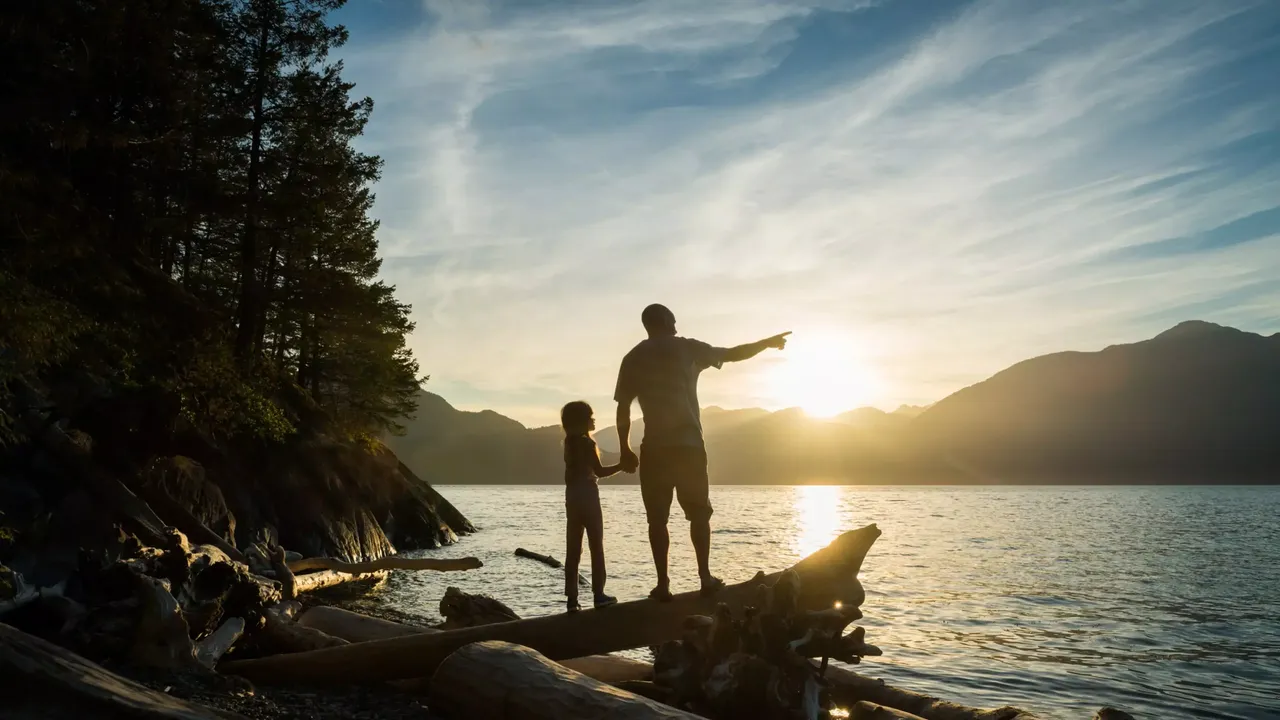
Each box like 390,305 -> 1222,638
641,303 -> 677,337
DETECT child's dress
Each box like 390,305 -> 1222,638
563,434 -> 602,525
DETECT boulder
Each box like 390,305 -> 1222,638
140,457 -> 236,546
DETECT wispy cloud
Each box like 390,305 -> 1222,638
338,0 -> 1280,424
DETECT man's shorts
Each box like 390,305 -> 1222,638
639,445 -> 713,525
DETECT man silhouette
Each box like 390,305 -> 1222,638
614,303 -> 789,600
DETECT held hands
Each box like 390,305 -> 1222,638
764,331 -> 791,350
620,448 -> 640,473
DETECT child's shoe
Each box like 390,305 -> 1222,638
593,593 -> 617,608
567,598 -> 581,613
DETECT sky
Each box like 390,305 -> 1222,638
332,0 -> 1280,427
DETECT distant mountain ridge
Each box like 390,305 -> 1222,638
387,321 -> 1280,484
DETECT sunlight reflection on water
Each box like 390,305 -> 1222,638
794,485 -> 842,557
346,485 -> 1280,720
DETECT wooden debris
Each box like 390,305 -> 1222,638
297,606 -> 438,641
258,602 -> 349,655
291,568 -> 389,594
268,545 -> 296,601
515,547 -> 590,587
286,555 -> 482,574
130,573 -> 201,670
0,570 -> 66,616
195,617 -> 245,669
649,567 -> 880,719
515,547 -> 562,568
429,640 -> 703,720
0,621 -> 245,719
219,524 -> 881,684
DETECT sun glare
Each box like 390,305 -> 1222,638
764,332 -> 879,417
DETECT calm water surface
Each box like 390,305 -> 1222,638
352,486 -> 1279,719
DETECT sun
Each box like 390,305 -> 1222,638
764,332 -> 879,417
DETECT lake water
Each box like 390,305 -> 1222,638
352,486 -> 1279,719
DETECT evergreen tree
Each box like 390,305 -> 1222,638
0,0 -> 422,446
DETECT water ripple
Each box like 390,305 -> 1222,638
356,485 -> 1280,720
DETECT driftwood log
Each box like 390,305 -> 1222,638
195,617 -> 245,669
291,568 -> 389,594
515,547 -> 562,568
220,524 -> 881,684
515,547 -> 590,587
297,606 -> 433,642
429,640 -> 702,720
295,604 -> 653,686
258,601 -> 349,655
286,555 -> 482,574
0,622 -> 245,719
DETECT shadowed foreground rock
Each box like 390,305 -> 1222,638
0,622 -> 245,719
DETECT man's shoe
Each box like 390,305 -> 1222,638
699,576 -> 725,597
593,593 -> 617,608
567,599 -> 582,613
648,586 -> 674,603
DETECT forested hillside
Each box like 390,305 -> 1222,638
1,0 -> 468,562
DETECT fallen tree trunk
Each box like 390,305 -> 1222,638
297,606 -> 435,641
0,622 -> 245,719
291,569 -> 389,594
286,555 -> 481,574
429,640 -> 702,720
296,605 -> 652,686
824,665 -> 1038,720
220,524 -> 880,684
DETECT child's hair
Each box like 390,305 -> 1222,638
560,400 -> 593,434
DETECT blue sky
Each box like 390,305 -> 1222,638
333,0 -> 1280,426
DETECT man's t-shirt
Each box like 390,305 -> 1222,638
614,336 -> 726,449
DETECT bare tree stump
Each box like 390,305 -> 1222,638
429,641 -> 703,720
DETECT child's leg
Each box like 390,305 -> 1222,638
565,510 -> 585,600
583,497 -> 606,596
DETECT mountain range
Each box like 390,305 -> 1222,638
384,321 -> 1280,485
